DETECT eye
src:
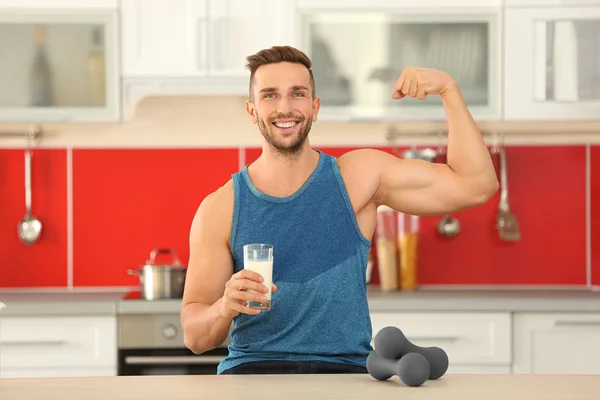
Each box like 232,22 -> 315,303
292,92 -> 304,97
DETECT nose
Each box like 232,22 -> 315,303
276,97 -> 293,115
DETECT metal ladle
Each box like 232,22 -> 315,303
17,147 -> 42,245
437,213 -> 460,237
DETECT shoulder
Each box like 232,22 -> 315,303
190,179 -> 235,242
336,148 -> 396,179
333,149 -> 394,211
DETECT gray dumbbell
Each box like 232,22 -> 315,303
373,326 -> 449,380
366,350 -> 430,387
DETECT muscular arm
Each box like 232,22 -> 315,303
339,84 -> 498,216
180,184 -> 235,354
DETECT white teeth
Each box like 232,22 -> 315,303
274,121 -> 297,128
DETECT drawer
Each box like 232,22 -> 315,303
369,311 -> 512,366
0,316 -> 117,368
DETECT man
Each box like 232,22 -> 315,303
181,46 -> 498,375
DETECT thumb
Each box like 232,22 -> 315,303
392,90 -> 405,99
272,283 -> 277,292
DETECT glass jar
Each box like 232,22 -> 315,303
397,212 -> 419,291
375,205 -> 398,291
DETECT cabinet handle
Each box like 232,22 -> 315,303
1,340 -> 67,346
216,18 -> 228,70
554,320 -> 600,326
533,20 -> 547,102
197,18 -> 207,69
408,335 -> 460,342
124,355 -> 224,365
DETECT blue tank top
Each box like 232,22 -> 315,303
217,150 -> 374,374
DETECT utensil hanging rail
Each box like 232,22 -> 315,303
0,125 -> 42,140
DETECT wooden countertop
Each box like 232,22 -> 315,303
3,374 -> 600,400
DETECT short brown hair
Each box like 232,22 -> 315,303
245,45 -> 315,100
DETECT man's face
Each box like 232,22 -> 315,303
246,62 -> 320,156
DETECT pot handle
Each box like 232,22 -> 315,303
127,269 -> 139,276
147,248 -> 182,266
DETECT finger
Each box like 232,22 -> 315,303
402,78 -> 412,98
272,283 -> 277,292
408,80 -> 418,98
227,299 -> 261,315
393,71 -> 406,99
417,86 -> 427,100
235,269 -> 264,284
234,278 -> 268,294
392,90 -> 404,99
230,288 -> 267,304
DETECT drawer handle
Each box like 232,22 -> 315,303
408,335 -> 460,342
1,340 -> 67,346
124,356 -> 224,365
554,320 -> 600,327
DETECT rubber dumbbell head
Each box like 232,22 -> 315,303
373,326 -> 449,380
366,350 -> 430,387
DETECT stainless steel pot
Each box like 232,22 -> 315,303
127,248 -> 187,300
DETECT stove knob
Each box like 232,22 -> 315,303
161,324 -> 178,340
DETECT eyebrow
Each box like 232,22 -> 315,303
259,85 -> 310,93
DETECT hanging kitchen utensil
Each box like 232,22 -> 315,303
127,248 -> 187,300
433,133 -> 460,238
496,146 -> 521,241
17,145 -> 42,245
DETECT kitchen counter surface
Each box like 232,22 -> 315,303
0,292 -> 122,316
1,287 -> 599,316
3,374 -> 600,400
365,287 -> 600,312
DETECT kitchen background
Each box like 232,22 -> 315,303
2,0 -> 600,380
1,0 -> 600,292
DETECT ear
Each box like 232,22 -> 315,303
245,100 -> 258,124
311,97 -> 320,122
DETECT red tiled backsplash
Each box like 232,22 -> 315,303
0,145 -> 598,289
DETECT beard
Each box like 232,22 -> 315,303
256,111 -> 312,158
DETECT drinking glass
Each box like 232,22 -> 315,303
243,244 -> 273,310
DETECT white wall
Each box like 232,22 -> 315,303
0,94 -> 600,148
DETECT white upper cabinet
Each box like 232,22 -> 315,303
504,5 -> 600,120
295,0 -> 503,121
120,0 -> 295,117
0,3 -> 120,122
207,0 -> 297,77
120,0 -> 208,78
120,0 -> 295,78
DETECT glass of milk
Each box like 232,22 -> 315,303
243,243 -> 273,311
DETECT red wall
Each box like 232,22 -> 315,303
1,145 -> 598,289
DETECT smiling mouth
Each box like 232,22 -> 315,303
272,120 -> 300,129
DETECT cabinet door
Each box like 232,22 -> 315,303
370,312 -> 512,367
0,9 -> 120,122
0,316 -> 117,369
296,3 -> 502,121
513,313 -> 600,374
504,6 -> 600,120
121,0 -> 209,77
208,0 -> 296,77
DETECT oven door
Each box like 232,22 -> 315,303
118,347 -> 228,376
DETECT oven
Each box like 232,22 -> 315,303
117,313 -> 230,376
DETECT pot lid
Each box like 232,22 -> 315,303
143,248 -> 186,269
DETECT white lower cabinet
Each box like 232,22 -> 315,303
369,312 -> 513,374
512,312 -> 600,374
1,367 -> 116,378
0,315 -> 117,378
